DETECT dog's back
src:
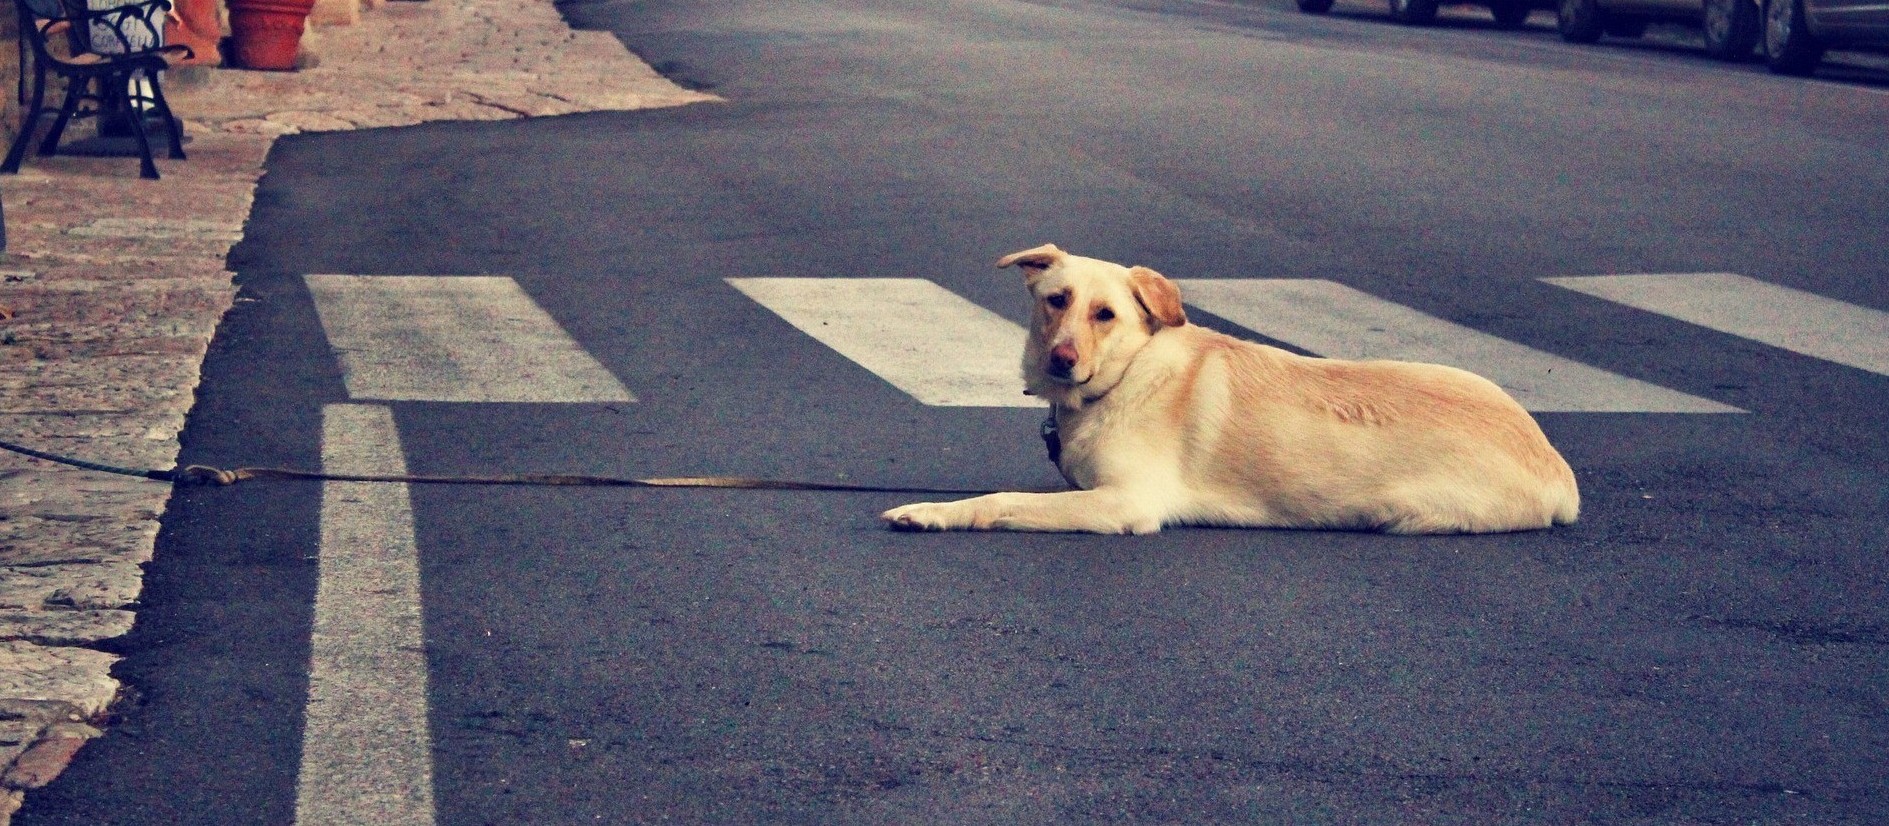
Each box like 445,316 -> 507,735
1143,325 -> 1579,533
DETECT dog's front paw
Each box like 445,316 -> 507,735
881,502 -> 967,532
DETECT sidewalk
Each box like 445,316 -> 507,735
0,2 -> 713,818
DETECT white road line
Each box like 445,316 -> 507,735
305,275 -> 634,403
1545,273 -> 1889,377
297,404 -> 435,826
728,277 -> 1041,407
1178,279 -> 1742,413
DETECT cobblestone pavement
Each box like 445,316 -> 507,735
0,2 -> 713,819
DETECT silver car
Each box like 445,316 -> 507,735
1557,0 -> 1763,60
1762,0 -> 1889,73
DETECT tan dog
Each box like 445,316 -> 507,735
881,244 -> 1580,535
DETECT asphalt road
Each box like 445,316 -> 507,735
21,0 -> 1889,823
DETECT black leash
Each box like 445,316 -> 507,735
0,437 -> 1012,496
0,437 -> 177,483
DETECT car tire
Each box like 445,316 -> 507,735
1298,0 -> 1337,13
1491,0 -> 1533,28
1558,0 -> 1606,42
1763,0 -> 1825,74
1703,0 -> 1761,59
1390,0 -> 1440,25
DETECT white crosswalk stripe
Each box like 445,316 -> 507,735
306,275 -> 635,403
1543,273 -> 1889,378
300,403 -> 436,826
731,276 -> 1754,413
728,277 -> 1042,407
304,273 -> 1882,414
1177,279 -> 1742,413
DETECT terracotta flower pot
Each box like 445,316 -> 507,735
225,0 -> 318,71
165,0 -> 223,67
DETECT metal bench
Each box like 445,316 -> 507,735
2,0 -> 193,179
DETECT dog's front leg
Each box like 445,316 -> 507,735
881,489 -> 1163,534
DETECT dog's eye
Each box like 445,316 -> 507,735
1094,307 -> 1116,322
1045,293 -> 1068,310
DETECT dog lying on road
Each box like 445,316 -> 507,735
881,244 -> 1580,535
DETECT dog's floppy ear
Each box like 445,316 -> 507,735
1129,266 -> 1187,330
996,243 -> 1066,275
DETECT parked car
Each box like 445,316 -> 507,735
1556,0 -> 1763,59
1297,0 -> 1544,30
1761,0 -> 1889,74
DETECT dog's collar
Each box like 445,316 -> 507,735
1042,399 -> 1090,459
1040,413 -> 1062,468
1041,402 -> 1098,489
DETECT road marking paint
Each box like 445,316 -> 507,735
728,277 -> 1040,407
298,404 -> 434,826
305,275 -> 634,403
1178,279 -> 1741,413
1545,273 -> 1889,377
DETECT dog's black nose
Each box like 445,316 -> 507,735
1047,348 -> 1077,379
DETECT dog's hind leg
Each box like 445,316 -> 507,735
1374,495 -> 1557,535
881,489 -> 1164,534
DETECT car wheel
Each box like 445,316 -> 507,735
1764,0 -> 1825,74
1558,0 -> 1606,42
1491,0 -> 1533,28
1703,0 -> 1760,59
1389,0 -> 1440,25
1298,0 -> 1337,13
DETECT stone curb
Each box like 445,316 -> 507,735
0,2 -> 715,821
